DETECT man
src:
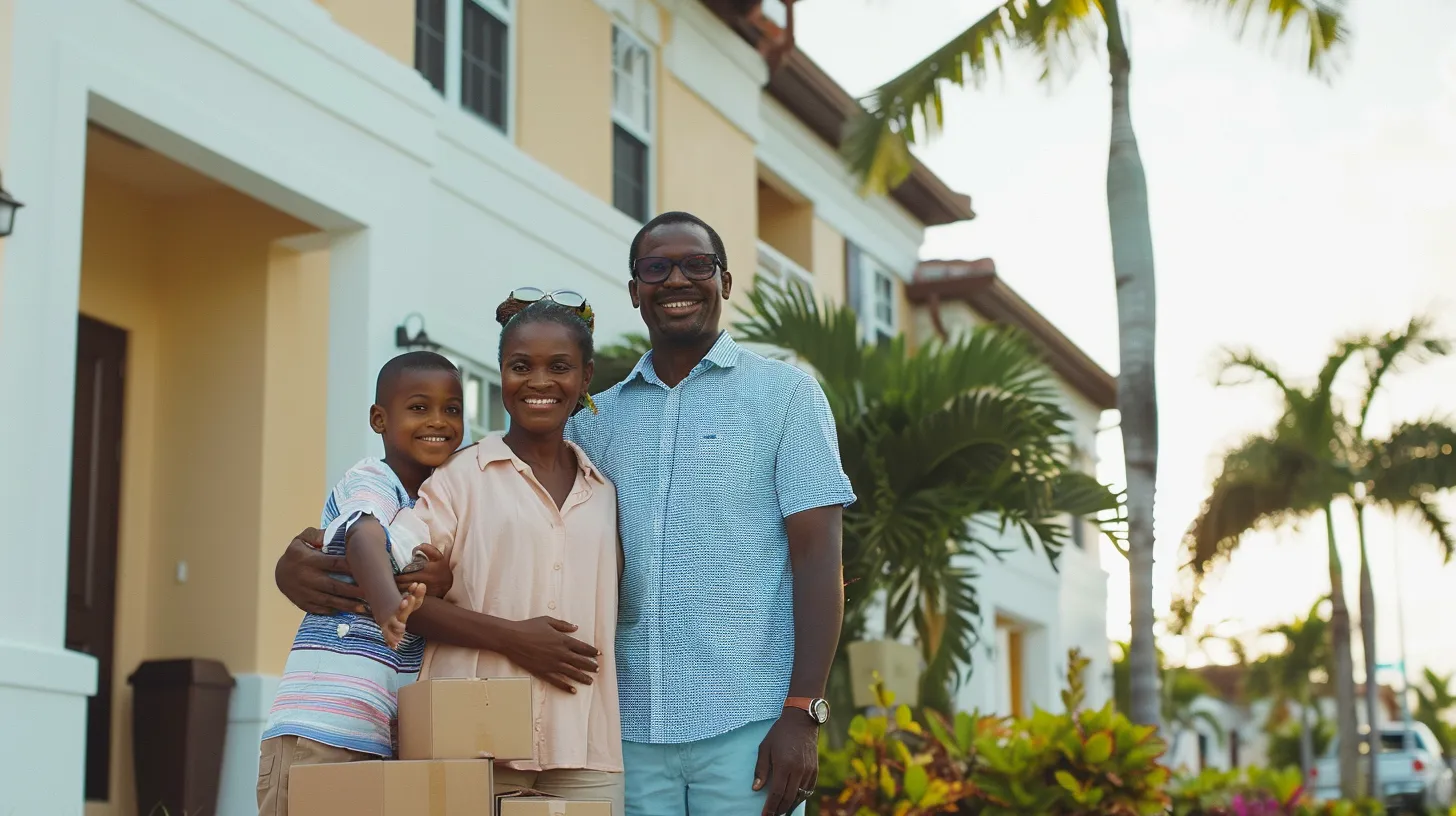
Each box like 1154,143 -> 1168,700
275,212 -> 853,816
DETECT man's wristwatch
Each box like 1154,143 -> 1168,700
785,697 -> 830,725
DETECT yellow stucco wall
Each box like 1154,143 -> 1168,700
516,0 -> 613,201
757,182 -> 814,269
315,0 -> 414,66
657,74 -> 757,321
809,216 -> 846,306
255,244 -> 331,674
78,164 -> 324,814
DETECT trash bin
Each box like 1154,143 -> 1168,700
128,658 -> 235,816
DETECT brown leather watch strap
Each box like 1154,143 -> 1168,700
784,697 -> 815,712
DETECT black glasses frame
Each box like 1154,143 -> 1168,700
630,254 -> 723,284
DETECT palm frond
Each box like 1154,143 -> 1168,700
1356,315 -> 1451,431
1193,0 -> 1350,79
844,0 -> 1103,193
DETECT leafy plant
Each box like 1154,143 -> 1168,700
819,649 -> 1170,816
738,280 -> 1121,716
1168,765 -> 1385,816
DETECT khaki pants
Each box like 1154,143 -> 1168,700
257,735 -> 375,816
496,767 -> 625,815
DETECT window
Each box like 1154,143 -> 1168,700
444,353 -> 507,439
461,0 -> 509,129
846,241 -> 898,344
612,26 -> 653,222
756,240 -> 814,295
414,0 -> 446,93
413,0 -> 512,133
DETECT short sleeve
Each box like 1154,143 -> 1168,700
385,470 -> 459,565
775,375 -> 857,519
322,461 -> 411,568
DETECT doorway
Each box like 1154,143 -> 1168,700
67,314 -> 128,801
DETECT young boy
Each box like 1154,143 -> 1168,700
256,350 -> 467,816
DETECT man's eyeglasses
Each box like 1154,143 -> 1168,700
509,287 -> 588,309
631,254 -> 722,285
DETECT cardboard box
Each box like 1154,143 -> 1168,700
399,677 -> 534,761
497,795 -> 614,816
289,759 -> 493,816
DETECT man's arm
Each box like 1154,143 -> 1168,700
754,506 -> 844,816
756,375 -> 857,816
406,598 -> 603,693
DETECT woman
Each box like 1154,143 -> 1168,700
362,289 -> 623,809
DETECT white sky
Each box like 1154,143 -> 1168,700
792,0 -> 1456,680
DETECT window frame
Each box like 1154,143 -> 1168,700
610,23 -> 655,222
846,241 -> 898,344
441,352 -> 508,439
416,0 -> 516,137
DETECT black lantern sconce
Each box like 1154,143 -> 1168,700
0,170 -> 24,239
395,312 -> 441,351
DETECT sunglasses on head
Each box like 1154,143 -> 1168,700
631,254 -> 722,285
509,287 -> 588,309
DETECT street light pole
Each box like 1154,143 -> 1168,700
1391,514 -> 1414,749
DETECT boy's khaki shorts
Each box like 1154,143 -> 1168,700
256,735 -> 374,816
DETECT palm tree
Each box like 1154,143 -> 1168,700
841,0 -> 1348,732
1183,341 -> 1365,797
1414,668 -> 1456,756
735,281 -> 1121,716
1245,597 -> 1332,778
1344,318 -> 1453,792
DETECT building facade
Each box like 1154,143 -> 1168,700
0,2 -> 1104,814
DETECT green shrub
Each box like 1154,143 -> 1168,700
1168,764 -> 1386,816
818,649 -> 1171,816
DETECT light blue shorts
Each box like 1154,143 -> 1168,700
622,718 -> 809,816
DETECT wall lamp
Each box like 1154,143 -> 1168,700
395,313 -> 440,351
0,170 -> 24,238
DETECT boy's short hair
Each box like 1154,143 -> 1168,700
375,351 -> 460,404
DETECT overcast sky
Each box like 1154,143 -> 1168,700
792,0 -> 1456,680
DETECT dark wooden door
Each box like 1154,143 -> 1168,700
67,314 -> 127,802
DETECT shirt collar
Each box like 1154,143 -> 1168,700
624,331 -> 741,386
474,432 -> 606,484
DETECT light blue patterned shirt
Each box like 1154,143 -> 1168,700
566,332 -> 856,744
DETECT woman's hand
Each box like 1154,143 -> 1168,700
503,617 -> 602,693
398,544 -> 453,598
275,528 -> 366,615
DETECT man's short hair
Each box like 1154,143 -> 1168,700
375,350 -> 459,404
627,211 -> 728,275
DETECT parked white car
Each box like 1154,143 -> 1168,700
1310,723 -> 1455,812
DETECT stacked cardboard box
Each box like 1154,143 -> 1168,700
290,677 -> 614,815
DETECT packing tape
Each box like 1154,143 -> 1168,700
428,762 -> 447,816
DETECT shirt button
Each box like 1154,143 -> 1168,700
553,562 -> 561,570
548,601 -> 557,610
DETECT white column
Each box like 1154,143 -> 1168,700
324,219 -> 422,488
0,8 -> 99,815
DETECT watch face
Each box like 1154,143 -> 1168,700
811,699 -> 830,724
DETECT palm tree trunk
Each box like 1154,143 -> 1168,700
1356,501 -> 1380,797
1102,0 -> 1161,731
1326,504 -> 1360,799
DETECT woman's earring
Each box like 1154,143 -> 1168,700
580,392 -> 599,415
